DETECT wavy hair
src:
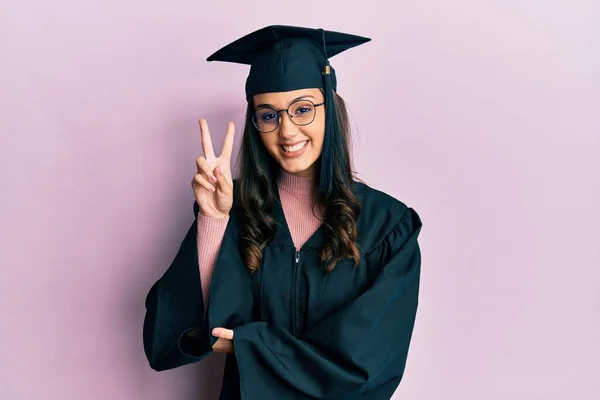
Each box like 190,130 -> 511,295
234,92 -> 361,273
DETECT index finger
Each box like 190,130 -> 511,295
199,118 -> 215,159
212,327 -> 234,340
219,121 -> 235,159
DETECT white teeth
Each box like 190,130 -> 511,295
282,141 -> 308,152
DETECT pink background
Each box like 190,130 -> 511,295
1,1 -> 599,399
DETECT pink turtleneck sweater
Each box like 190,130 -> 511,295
196,171 -> 324,308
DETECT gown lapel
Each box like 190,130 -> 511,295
267,185 -> 327,251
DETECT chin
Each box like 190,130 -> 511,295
280,159 -> 317,176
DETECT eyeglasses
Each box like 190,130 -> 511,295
250,99 -> 324,133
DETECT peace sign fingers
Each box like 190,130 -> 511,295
193,118 -> 235,219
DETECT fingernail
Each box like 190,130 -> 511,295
210,175 -> 217,182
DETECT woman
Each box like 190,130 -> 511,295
143,25 -> 423,400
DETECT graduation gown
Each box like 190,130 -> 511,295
143,180 -> 423,399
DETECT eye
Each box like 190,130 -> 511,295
256,109 -> 278,122
295,106 -> 312,114
292,101 -> 315,115
261,112 -> 277,121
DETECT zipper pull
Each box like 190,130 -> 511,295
295,250 -> 300,265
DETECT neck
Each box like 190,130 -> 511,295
278,169 -> 315,196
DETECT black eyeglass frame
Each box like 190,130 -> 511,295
248,99 -> 325,133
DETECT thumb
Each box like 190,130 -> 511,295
214,166 -> 232,197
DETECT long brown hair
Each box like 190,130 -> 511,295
234,92 -> 361,273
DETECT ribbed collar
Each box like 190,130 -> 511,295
277,169 -> 315,196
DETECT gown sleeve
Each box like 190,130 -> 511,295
142,201 -> 228,371
231,207 -> 423,399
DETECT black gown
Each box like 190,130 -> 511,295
143,180 -> 423,399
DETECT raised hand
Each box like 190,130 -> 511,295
191,118 -> 235,218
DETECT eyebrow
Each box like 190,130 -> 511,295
255,94 -> 316,109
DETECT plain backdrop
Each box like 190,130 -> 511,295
1,0 -> 599,399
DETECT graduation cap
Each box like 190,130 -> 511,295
207,25 -> 371,194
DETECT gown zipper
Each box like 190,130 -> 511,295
292,250 -> 301,337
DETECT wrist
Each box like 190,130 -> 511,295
199,210 -> 230,219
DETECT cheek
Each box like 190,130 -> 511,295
311,133 -> 324,151
259,134 -> 284,159
312,112 -> 326,146
306,123 -> 325,150
259,134 -> 277,150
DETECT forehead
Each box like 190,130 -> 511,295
253,88 -> 323,107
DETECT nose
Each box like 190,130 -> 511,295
278,111 -> 299,139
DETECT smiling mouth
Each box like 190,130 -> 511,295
280,141 -> 309,153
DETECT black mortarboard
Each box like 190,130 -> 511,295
207,25 -> 371,98
207,25 -> 371,195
